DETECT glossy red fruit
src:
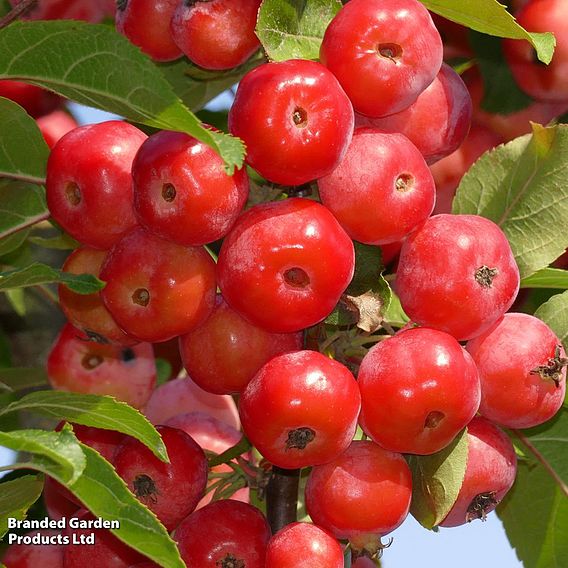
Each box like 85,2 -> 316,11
265,522 -> 344,568
240,350 -> 361,469
467,313 -> 567,428
115,425 -> 208,531
356,63 -> 472,164
179,295 -> 302,394
1,529 -> 64,568
63,510 -> 144,568
228,59 -> 354,185
504,0 -> 568,102
305,441 -> 412,547
171,0 -> 261,70
59,247 -> 137,346
396,214 -> 520,341
439,417 -> 517,527
144,376 -> 240,430
36,110 -> 78,149
358,327 -> 480,455
46,121 -> 147,250
116,0 -> 182,62
9,0 -> 106,21
0,80 -> 61,118
218,198 -> 355,333
320,0 -> 443,117
429,123 -> 503,215
47,324 -> 156,408
318,127 -> 435,245
165,411 -> 250,507
174,500 -> 271,568
132,130 -> 249,246
100,227 -> 216,342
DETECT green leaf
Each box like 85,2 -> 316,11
29,232 -> 79,250
4,288 -> 25,316
0,475 -> 44,539
0,427 -> 85,484
160,52 -> 263,112
0,21 -> 244,172
521,268 -> 568,289
256,0 -> 342,61
382,292 -> 410,328
421,0 -> 555,64
0,367 -> 48,392
0,262 -> 105,293
513,408 -> 568,488
498,461 -> 568,568
0,391 -> 168,462
408,428 -> 469,529
469,32 -> 532,114
155,358 -> 172,387
67,444 -> 184,568
0,328 -> 11,369
0,229 -> 29,258
0,97 -> 49,183
0,180 -> 48,242
453,124 -> 568,279
535,290 -> 568,349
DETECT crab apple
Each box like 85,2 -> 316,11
165,411 -> 250,507
63,510 -> 144,568
466,313 -> 567,428
132,130 -> 249,246
46,121 -> 147,250
9,0 -> 106,21
114,425 -> 208,531
100,227 -> 216,342
36,110 -> 78,149
305,440 -> 412,551
218,198 -> 355,333
318,127 -> 435,245
43,476 -> 80,521
430,123 -> 504,215
144,377 -> 240,431
59,247 -> 137,346
116,0 -> 182,62
396,214 -> 520,341
503,0 -> 568,102
439,417 -> 517,527
466,69 -> 568,142
47,324 -> 155,408
174,500 -> 271,568
1,530 -> 64,568
355,63 -> 472,164
320,0 -> 443,118
358,327 -> 480,455
265,522 -> 344,568
239,350 -> 361,469
171,0 -> 261,70
228,59 -> 354,185
179,295 -> 302,394
0,80 -> 61,118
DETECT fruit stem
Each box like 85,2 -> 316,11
266,466 -> 300,533
208,436 -> 251,468
0,0 -> 38,28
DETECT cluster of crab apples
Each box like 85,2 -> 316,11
2,0 -> 568,566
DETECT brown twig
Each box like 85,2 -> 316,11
0,0 -> 38,29
266,466 -> 300,534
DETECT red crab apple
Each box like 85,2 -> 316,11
47,324 -> 156,408
228,59 -> 354,185
218,198 -> 355,333
439,416 -> 517,527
